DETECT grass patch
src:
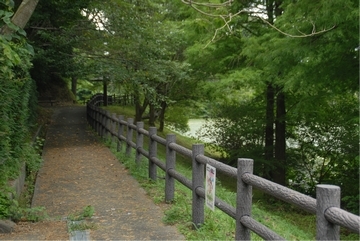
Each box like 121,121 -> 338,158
67,205 -> 97,233
67,205 -> 95,221
109,149 -> 316,240
103,105 -> 135,120
68,221 -> 96,232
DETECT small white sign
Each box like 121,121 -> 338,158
205,164 -> 216,211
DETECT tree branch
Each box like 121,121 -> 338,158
181,0 -> 336,43
258,17 -> 336,38
1,0 -> 39,35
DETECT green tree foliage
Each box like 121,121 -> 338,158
77,0 -> 195,129
26,0 -> 92,97
25,0 -> 196,129
186,0 -> 359,212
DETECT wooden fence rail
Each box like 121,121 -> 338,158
86,94 -> 359,240
87,93 -> 134,106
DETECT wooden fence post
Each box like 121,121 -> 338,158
236,158 -> 254,241
111,113 -> 117,144
99,109 -> 103,137
316,184 -> 340,240
165,134 -> 176,202
117,115 -> 124,152
96,107 -> 101,136
106,111 -> 111,140
148,127 -> 157,180
87,105 -> 92,128
192,144 -> 205,229
98,109 -> 102,136
90,107 -> 95,129
126,118 -> 134,157
136,122 -> 144,164
101,109 -> 106,138
97,107 -> 101,136
103,110 -> 107,138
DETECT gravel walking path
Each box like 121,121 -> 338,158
1,105 -> 184,240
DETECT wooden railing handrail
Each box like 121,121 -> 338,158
86,94 -> 360,240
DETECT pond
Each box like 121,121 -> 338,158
175,119 -> 215,143
184,119 -> 207,137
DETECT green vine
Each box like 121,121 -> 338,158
0,1 -> 40,221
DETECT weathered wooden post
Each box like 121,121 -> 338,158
236,158 -> 254,240
165,134 -> 176,202
99,109 -> 103,137
316,184 -> 340,240
98,108 -> 102,136
93,107 -> 96,129
101,109 -> 106,138
135,122 -> 144,164
97,107 -> 102,136
117,115 -> 124,152
192,144 -> 205,229
89,106 -> 94,129
106,111 -> 111,140
126,118 -> 134,157
87,104 -> 91,127
148,127 -> 157,180
98,108 -> 101,136
86,104 -> 91,127
96,107 -> 100,136
111,113 -> 117,144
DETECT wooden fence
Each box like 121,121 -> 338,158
88,93 -> 134,106
86,94 -> 359,240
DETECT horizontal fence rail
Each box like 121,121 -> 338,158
86,93 -> 134,106
86,94 -> 360,240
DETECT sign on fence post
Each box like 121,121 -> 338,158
205,164 -> 216,211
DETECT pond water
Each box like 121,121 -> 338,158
184,119 -> 207,138
174,118 -> 215,143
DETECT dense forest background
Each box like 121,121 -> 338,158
0,0 -> 359,216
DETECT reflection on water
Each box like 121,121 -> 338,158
184,119 -> 214,142
184,119 -> 207,137
168,119 -> 214,142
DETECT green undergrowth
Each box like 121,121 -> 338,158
0,106 -> 53,222
67,205 -> 95,221
0,142 -> 46,222
104,139 -> 314,240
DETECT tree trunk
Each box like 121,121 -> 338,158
1,0 -> 39,35
272,0 -> 286,185
71,76 -> 77,98
148,104 -> 156,127
264,83 -> 275,178
134,96 -> 149,122
264,0 -> 286,185
274,90 -> 286,185
158,101 -> 167,132
103,80 -> 108,106
134,95 -> 141,122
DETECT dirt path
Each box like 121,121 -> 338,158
1,106 -> 184,240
